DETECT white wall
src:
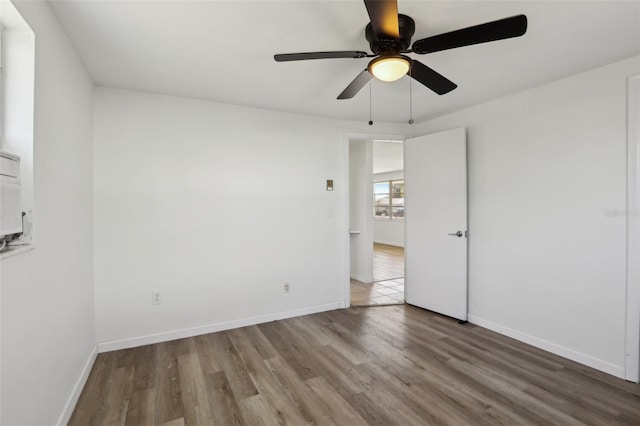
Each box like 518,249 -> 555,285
93,88 -> 366,349
349,140 -> 373,283
415,55 -> 640,377
373,218 -> 404,247
0,1 -> 95,424
373,170 -> 404,247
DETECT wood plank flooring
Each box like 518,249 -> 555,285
372,243 -> 404,282
70,305 -> 640,425
351,243 -> 405,306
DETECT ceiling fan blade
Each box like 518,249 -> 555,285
410,60 -> 457,95
412,15 -> 527,54
337,69 -> 373,99
364,0 -> 400,39
274,51 -> 369,62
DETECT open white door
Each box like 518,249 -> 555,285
625,74 -> 640,382
405,128 -> 468,321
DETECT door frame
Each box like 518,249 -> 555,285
625,73 -> 640,382
342,132 -> 408,308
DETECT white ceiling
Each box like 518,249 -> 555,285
49,0 -> 640,124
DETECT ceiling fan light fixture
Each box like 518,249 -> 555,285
368,55 -> 411,82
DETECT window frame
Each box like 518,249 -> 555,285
373,179 -> 404,220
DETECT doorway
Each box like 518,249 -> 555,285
350,140 -> 405,306
346,129 -> 468,316
350,243 -> 405,306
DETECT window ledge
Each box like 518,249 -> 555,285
1,244 -> 35,260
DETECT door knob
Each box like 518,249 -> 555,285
448,231 -> 463,237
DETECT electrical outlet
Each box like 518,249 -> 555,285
152,291 -> 162,305
283,282 -> 290,293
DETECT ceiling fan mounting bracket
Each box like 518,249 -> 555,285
365,14 -> 415,55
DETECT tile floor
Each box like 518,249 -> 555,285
350,278 -> 405,306
351,243 -> 405,306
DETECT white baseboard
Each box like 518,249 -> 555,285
373,239 -> 404,248
467,315 -> 625,379
98,302 -> 343,353
57,344 -> 98,426
350,273 -> 374,283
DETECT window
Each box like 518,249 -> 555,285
373,179 -> 404,219
0,4 -> 36,258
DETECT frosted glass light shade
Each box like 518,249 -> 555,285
369,56 -> 411,82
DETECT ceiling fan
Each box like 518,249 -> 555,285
274,0 -> 527,99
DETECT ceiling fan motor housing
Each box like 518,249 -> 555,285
365,14 -> 416,55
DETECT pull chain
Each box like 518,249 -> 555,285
408,72 -> 414,125
368,81 -> 373,125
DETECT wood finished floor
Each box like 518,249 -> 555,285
70,305 -> 640,426
351,243 -> 404,306
372,243 -> 404,282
